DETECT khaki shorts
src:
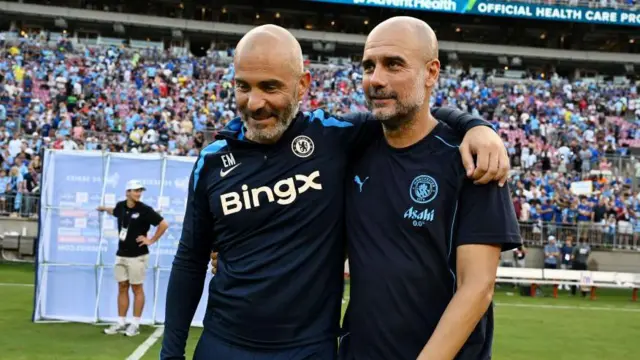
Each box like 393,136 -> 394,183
114,254 -> 149,285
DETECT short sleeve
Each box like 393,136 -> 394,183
145,206 -> 164,227
112,201 -> 123,220
456,180 -> 521,251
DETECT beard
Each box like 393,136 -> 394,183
365,83 -> 426,131
240,91 -> 299,144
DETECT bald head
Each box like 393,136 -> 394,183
367,17 -> 438,62
361,16 -> 441,130
232,25 -> 311,145
235,25 -> 304,76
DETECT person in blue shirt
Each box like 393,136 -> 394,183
540,199 -> 554,223
161,25 -> 510,360
577,196 -> 593,239
543,236 -> 560,269
577,196 -> 593,222
340,17 -> 521,360
563,200 -> 579,224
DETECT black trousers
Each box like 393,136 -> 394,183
571,262 -> 588,296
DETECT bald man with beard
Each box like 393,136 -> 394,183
161,24 -> 509,360
340,17 -> 521,360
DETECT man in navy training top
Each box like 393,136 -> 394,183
160,24 -> 510,360
341,17 -> 522,360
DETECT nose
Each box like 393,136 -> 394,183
367,66 -> 388,89
246,91 -> 267,113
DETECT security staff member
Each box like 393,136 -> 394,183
98,179 -> 169,337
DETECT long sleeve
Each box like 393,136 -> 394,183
431,106 -> 493,134
160,162 -> 215,360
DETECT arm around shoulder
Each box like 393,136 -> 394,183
432,107 -> 510,186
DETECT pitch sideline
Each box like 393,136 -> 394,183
495,302 -> 640,312
3,282 -> 638,313
0,282 -> 34,287
126,326 -> 164,360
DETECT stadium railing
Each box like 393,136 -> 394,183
518,220 -> 640,250
495,266 -> 640,301
0,193 -> 39,218
601,154 -> 638,178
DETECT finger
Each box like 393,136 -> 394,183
472,150 -> 490,181
475,151 -> 499,184
459,142 -> 475,177
497,154 -> 510,187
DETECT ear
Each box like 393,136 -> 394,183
425,59 -> 441,89
297,70 -> 312,102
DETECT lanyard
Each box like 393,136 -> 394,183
121,206 -> 133,228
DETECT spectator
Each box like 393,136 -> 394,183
560,235 -> 574,290
1,29 -> 640,242
571,239 -> 592,297
514,245 -> 527,268
544,236 -> 560,269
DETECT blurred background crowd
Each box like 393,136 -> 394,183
1,27 -> 640,250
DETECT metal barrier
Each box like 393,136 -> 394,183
4,194 -> 640,251
0,193 -> 40,218
601,154 -> 639,179
518,221 -> 640,250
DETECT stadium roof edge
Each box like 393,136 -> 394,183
2,1 -> 639,65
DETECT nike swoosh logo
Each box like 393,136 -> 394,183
220,163 -> 241,177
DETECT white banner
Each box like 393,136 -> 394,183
34,150 -> 211,326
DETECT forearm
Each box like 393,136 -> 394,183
431,107 -> 492,134
160,245 -> 208,360
150,222 -> 169,243
98,206 -> 114,215
417,282 -> 494,360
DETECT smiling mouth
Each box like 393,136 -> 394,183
371,98 -> 395,104
251,116 -> 275,122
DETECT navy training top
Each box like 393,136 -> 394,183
343,111 -> 521,360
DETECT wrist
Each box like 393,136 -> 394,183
465,119 -> 494,132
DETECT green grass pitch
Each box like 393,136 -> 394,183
1,262 -> 639,359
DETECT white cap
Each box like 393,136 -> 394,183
125,180 -> 146,191
548,235 -> 556,241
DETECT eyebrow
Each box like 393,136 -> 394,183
235,78 -> 286,88
362,55 -> 408,66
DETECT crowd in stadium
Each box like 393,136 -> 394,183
1,30 -> 640,248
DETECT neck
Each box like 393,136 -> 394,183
244,130 -> 282,145
383,106 -> 437,149
126,199 -> 136,208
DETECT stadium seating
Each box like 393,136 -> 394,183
1,27 -> 640,253
496,266 -> 640,301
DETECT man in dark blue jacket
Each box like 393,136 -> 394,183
161,24 -> 509,360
